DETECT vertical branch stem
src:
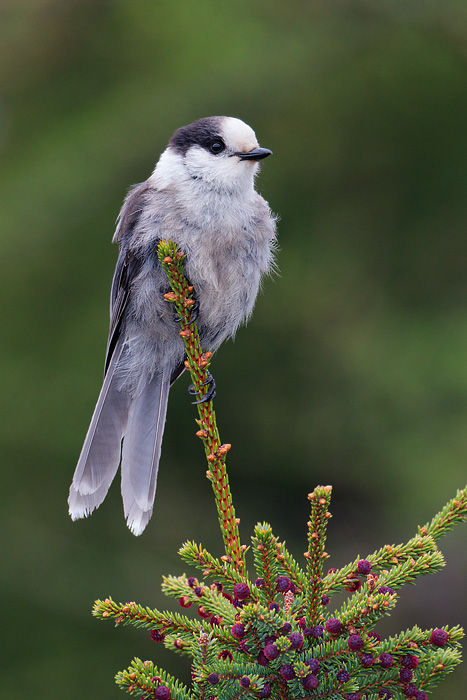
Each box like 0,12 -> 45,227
158,241 -> 245,571
305,485 -> 333,625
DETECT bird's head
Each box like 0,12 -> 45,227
152,116 -> 272,194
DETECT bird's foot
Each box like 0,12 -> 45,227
188,370 -> 216,404
175,299 -> 199,323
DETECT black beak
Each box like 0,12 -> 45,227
235,147 -> 273,161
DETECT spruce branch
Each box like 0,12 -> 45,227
157,241 -> 244,571
178,541 -> 247,586
251,523 -> 282,605
273,539 -> 307,592
420,485 -> 467,541
305,485 -> 333,625
93,246 -> 467,700
322,489 -> 467,599
117,658 -> 193,700
322,530 -> 440,598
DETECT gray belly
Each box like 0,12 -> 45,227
184,243 -> 262,350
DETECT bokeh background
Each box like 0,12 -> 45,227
1,1 -> 467,698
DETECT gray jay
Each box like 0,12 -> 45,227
68,116 -> 277,535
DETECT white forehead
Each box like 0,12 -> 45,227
221,117 -> 258,150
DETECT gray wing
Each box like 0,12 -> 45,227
105,182 -> 153,374
69,183 -> 154,526
105,182 -> 186,377
70,180 -> 188,533
104,247 -> 140,374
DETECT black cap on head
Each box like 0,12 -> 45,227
169,117 -> 224,156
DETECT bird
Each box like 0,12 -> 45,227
68,116 -> 277,535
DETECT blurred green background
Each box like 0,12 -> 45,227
1,1 -> 467,698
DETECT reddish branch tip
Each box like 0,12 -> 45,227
305,659 -> 320,674
302,674 -> 318,691
325,618 -> 343,635
336,670 -> 350,683
150,629 -> 165,642
276,576 -> 291,592
232,623 -> 246,639
348,634 -> 364,651
288,633 -> 304,649
399,668 -> 413,683
233,582 -> 250,600
344,574 -> 361,592
430,629 -> 448,647
154,686 -> 171,700
357,559 -> 372,575
280,664 -> 296,681
401,655 -> 419,669
361,653 -> 375,667
263,644 -> 279,660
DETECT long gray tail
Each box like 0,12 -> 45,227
120,366 -> 171,535
68,340 -> 130,521
69,344 -> 171,535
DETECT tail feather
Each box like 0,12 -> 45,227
68,475 -> 116,520
68,341 -> 130,519
121,367 -> 171,535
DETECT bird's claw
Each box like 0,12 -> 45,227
188,370 -> 216,404
188,299 -> 200,322
175,299 -> 199,323
192,382 -> 216,404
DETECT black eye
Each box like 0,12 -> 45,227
210,140 -> 225,154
